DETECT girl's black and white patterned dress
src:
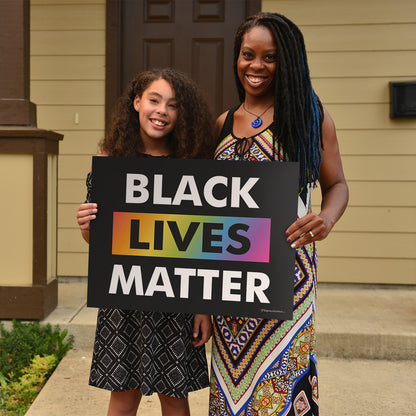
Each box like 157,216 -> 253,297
85,169 -> 209,397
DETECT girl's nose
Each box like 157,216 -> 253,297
156,104 -> 167,115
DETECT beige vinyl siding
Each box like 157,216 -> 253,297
30,0 -> 105,276
264,0 -> 416,24
29,0 -> 416,284
263,0 -> 416,284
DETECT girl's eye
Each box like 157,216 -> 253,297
169,103 -> 177,109
265,54 -> 277,62
149,98 -> 158,104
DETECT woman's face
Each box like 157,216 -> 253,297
237,25 -> 277,99
133,78 -> 178,149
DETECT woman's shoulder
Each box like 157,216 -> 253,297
321,107 -> 337,146
215,105 -> 241,138
215,110 -> 229,137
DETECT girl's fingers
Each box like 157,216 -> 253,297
76,203 -> 98,229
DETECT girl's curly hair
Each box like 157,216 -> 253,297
101,68 -> 216,159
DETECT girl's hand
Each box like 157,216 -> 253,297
192,314 -> 212,347
76,203 -> 98,231
285,212 -> 332,249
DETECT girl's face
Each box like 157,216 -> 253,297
133,79 -> 178,153
237,25 -> 277,99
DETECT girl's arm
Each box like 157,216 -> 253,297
192,314 -> 213,347
286,108 -> 349,248
76,152 -> 107,244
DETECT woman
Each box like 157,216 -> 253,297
209,13 -> 348,416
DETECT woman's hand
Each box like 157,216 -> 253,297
286,108 -> 348,249
76,203 -> 97,243
192,314 -> 213,347
285,212 -> 332,249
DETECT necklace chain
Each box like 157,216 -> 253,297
242,103 -> 273,128
242,103 -> 273,118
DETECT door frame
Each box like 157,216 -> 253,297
105,0 -> 261,129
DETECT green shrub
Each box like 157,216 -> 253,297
0,355 -> 57,416
0,320 -> 74,380
0,320 -> 74,415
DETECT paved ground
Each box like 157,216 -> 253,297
25,349 -> 416,416
9,278 -> 416,415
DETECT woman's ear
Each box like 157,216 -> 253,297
133,95 -> 141,113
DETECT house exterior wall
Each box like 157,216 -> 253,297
263,0 -> 416,284
30,0 -> 105,277
30,0 -> 416,284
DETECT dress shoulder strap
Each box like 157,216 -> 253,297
218,105 -> 240,140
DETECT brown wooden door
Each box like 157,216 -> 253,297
106,0 -> 260,127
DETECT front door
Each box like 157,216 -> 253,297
106,0 -> 260,126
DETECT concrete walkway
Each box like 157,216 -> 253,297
18,278 -> 416,415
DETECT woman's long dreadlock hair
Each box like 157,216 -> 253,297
234,12 -> 324,192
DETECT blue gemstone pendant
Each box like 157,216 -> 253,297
251,117 -> 262,128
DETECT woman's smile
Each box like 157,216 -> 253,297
245,74 -> 269,88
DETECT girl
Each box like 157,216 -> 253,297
209,13 -> 349,416
77,68 -> 216,416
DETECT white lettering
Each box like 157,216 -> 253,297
126,174 -> 149,204
109,264 -> 144,295
197,269 -> 220,300
246,272 -> 270,303
153,174 -> 172,205
231,177 -> 259,208
222,270 -> 241,302
145,267 -> 175,297
125,174 -> 260,208
172,175 -> 202,206
174,268 -> 196,298
107,265 -> 270,304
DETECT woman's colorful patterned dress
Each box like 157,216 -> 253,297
209,107 -> 319,416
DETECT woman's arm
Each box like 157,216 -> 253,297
286,108 -> 349,248
192,314 -> 213,347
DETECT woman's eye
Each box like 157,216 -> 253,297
241,51 -> 253,59
265,54 -> 277,62
169,104 -> 177,109
149,98 -> 158,104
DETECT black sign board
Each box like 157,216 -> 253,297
87,156 -> 299,319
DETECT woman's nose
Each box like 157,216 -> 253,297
250,57 -> 264,70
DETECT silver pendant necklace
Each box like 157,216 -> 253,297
242,103 -> 273,128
